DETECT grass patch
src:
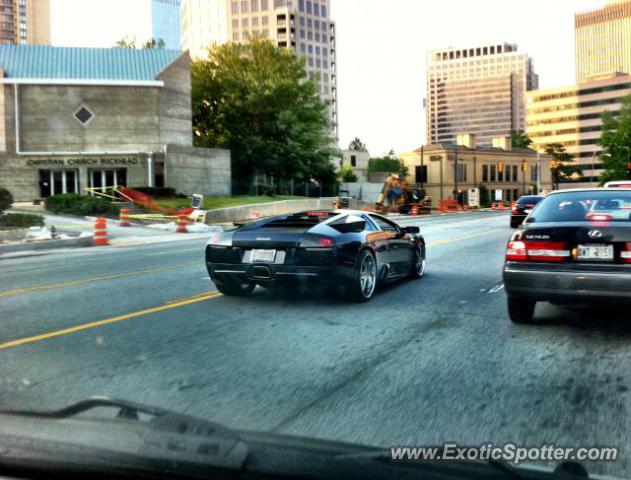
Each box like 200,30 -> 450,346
0,213 -> 45,229
155,195 -> 305,211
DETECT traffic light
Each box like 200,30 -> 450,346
522,161 -> 528,172
498,162 -> 504,173
626,162 -> 631,179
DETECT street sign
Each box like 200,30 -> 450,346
192,194 -> 204,210
494,189 -> 503,201
468,188 -> 480,208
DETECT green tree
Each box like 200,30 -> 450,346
511,130 -> 533,149
114,38 -> 166,49
545,143 -> 581,189
340,164 -> 358,182
599,95 -> 631,184
348,137 -> 367,151
191,39 -> 338,193
368,155 -> 409,178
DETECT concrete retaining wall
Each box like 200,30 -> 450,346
204,198 -> 337,224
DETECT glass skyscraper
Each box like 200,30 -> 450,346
152,0 -> 181,50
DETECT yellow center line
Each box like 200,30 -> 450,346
0,291 -> 223,351
0,262 -> 197,299
427,228 -> 504,248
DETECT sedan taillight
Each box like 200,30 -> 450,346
622,242 -> 631,264
506,241 -> 570,262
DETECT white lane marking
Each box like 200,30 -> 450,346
488,283 -> 505,294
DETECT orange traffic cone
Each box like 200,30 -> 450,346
411,205 -> 418,216
93,217 -> 109,246
119,208 -> 131,227
176,214 -> 189,233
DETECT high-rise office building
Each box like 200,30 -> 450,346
575,0 -> 631,83
181,0 -> 338,139
426,43 -> 538,147
0,0 -> 50,45
526,73 -> 631,187
180,0 -> 229,57
152,0 -> 182,50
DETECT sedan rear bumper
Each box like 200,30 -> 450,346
504,263 -> 631,304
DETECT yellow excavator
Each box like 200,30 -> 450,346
374,173 -> 431,215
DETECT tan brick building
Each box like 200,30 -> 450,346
400,135 -> 553,205
0,0 -> 50,45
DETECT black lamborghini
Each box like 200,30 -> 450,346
205,210 -> 426,302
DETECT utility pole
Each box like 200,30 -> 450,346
536,151 -> 541,194
420,145 -> 425,189
454,144 -> 459,204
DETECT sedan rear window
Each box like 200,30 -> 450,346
530,191 -> 631,223
517,196 -> 543,206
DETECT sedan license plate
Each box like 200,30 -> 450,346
578,244 -> 613,261
251,249 -> 276,263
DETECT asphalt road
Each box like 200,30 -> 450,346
1,211 -> 630,476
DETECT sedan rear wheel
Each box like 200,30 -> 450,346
507,297 -> 536,324
350,250 -> 377,302
215,281 -> 255,297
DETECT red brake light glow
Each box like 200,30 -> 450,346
506,241 -> 570,262
319,238 -> 334,247
308,212 -> 330,217
622,242 -> 631,264
586,213 -> 613,222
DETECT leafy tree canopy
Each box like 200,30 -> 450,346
348,137 -> 367,151
511,130 -> 533,149
545,143 -> 581,188
114,38 -> 166,49
599,95 -> 631,184
191,39 -> 338,192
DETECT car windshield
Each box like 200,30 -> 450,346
530,191 -> 631,223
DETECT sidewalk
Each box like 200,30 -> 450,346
8,209 -> 218,249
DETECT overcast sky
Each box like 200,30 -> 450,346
51,0 -> 608,155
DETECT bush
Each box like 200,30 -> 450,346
0,187 -> 13,212
368,157 -> 409,178
0,212 -> 44,228
44,194 -> 119,216
341,165 -> 358,183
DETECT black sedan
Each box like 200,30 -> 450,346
205,210 -> 426,302
503,189 -> 631,324
510,195 -> 544,228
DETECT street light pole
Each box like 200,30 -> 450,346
536,151 -> 541,194
454,144 -> 459,204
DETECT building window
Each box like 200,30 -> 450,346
74,105 -> 94,126
231,1 -> 238,14
308,44 -> 313,53
39,170 -> 80,198
306,1 -> 312,13
299,0 -> 305,11
482,165 -> 489,182
252,17 -> 259,26
456,164 -> 467,182
498,166 -> 504,182
314,2 -> 320,15
232,19 -> 239,28
251,0 -> 259,11
241,0 -> 248,13
233,32 -> 240,40
262,16 -> 269,25
321,4 -> 327,16
530,165 -> 539,182
350,155 -> 357,167
241,18 -> 248,27
261,0 -> 268,9
490,165 -> 496,182
512,165 -> 519,182
89,169 -> 127,190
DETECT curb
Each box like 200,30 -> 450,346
0,235 -> 93,256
